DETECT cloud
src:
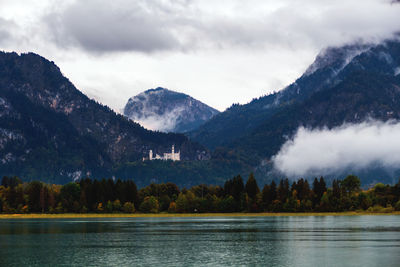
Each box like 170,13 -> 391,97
0,18 -> 18,45
42,0 -> 400,54
44,0 -> 190,53
130,106 -> 186,132
272,120 -> 400,177
124,90 -> 187,132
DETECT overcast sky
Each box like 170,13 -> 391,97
1,0 -> 400,112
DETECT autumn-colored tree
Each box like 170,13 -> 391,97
113,199 -> 122,212
168,202 -> 177,213
97,203 -> 104,213
105,200 -> 113,213
140,196 -> 159,213
123,202 -> 135,213
176,193 -> 189,213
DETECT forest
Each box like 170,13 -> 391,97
1,174 -> 400,214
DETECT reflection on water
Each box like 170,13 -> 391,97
1,216 -> 400,266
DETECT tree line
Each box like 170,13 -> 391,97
1,174 -> 400,214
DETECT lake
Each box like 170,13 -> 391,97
0,215 -> 400,266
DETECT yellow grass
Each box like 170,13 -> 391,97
1,211 -> 400,219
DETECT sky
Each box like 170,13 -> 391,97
0,0 -> 400,112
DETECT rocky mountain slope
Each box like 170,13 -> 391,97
0,52 -> 209,184
123,87 -> 219,133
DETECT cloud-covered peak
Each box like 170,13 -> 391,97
124,87 -> 219,133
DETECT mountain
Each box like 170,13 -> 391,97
188,41 -> 400,150
123,87 -> 219,133
229,39 -> 400,159
188,38 -> 400,184
0,52 -> 209,184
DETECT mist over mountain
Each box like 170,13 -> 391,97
0,52 -> 209,184
123,87 -> 219,133
188,39 -> 400,149
190,38 -> 400,184
272,121 -> 400,184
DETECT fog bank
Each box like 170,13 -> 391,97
273,121 -> 400,177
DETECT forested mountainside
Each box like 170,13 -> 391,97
0,52 -> 209,184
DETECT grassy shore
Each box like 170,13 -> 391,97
1,211 -> 400,219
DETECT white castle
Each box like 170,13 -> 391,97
144,145 -> 180,161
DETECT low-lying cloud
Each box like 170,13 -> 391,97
130,106 -> 185,132
272,121 -> 400,177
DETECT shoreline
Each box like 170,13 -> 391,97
1,211 -> 400,219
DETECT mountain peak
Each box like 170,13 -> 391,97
303,44 -> 372,77
145,87 -> 169,93
124,87 -> 219,133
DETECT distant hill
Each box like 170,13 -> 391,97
0,52 -> 209,184
123,87 -> 219,133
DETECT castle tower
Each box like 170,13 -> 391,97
172,145 -> 175,155
149,150 -> 153,160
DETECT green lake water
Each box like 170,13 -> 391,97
0,215 -> 400,266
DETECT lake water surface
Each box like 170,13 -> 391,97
1,215 -> 400,266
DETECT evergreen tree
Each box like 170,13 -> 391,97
313,177 -> 327,206
262,185 -> 271,210
270,181 -> 277,202
332,180 -> 341,199
341,175 -> 361,195
277,179 -> 289,202
27,181 -> 43,212
319,177 -> 327,194
60,182 -> 81,212
245,173 -> 259,199
232,175 -> 245,201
